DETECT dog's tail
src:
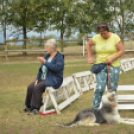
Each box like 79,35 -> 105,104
55,120 -> 77,127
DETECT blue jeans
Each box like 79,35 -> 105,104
92,66 -> 120,109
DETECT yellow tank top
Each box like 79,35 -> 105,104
92,33 -> 121,67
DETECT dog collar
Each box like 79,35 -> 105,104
110,106 -> 116,108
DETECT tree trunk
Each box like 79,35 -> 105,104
120,29 -> 124,43
4,26 -> 6,39
40,32 -> 42,47
60,12 -> 65,52
4,24 -> 7,58
121,13 -> 124,43
60,32 -> 63,52
23,26 -> 27,55
120,0 -> 124,44
22,5 -> 27,55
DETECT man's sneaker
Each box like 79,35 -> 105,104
27,109 -> 39,115
20,107 -> 30,113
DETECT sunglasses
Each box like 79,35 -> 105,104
97,25 -> 107,31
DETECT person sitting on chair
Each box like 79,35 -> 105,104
20,39 -> 64,115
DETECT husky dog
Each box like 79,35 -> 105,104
55,91 -> 134,127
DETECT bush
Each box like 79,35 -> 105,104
0,46 -> 5,51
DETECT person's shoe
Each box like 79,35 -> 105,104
20,107 -> 30,113
27,109 -> 39,115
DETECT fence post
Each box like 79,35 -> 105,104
83,33 -> 88,57
83,37 -> 84,57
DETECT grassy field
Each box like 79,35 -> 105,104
0,55 -> 134,134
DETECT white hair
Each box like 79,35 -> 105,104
45,39 -> 57,50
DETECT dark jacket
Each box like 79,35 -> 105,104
36,51 -> 64,89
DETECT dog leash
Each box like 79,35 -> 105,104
106,61 -> 116,109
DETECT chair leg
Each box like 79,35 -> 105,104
49,90 -> 61,114
39,94 -> 50,113
63,87 -> 69,99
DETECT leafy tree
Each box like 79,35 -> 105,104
31,0 -> 54,36
76,33 -> 84,45
49,0 -> 78,52
71,0 -> 112,34
7,0 -> 37,52
7,0 -> 51,52
0,0 -> 10,42
107,0 -> 134,41
45,34 -> 58,40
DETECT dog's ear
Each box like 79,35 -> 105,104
110,91 -> 116,97
107,92 -> 115,101
111,93 -> 115,98
109,92 -> 117,101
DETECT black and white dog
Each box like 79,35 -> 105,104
56,91 -> 134,127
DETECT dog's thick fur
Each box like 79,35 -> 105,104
55,91 -> 123,127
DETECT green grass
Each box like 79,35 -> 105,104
0,56 -> 134,134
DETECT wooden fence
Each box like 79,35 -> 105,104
3,37 -> 83,58
0,43 -> 5,45
82,33 -> 134,56
1,33 -> 134,58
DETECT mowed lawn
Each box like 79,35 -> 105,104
0,55 -> 134,134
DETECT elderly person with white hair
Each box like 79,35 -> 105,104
20,39 -> 64,115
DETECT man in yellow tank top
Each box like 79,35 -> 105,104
86,22 -> 125,109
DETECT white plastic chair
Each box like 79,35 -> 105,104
73,71 -> 96,94
40,76 -> 80,114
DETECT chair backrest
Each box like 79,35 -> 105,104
62,76 -> 74,86
120,59 -> 132,72
129,58 -> 134,68
61,76 -> 78,96
73,71 -> 96,94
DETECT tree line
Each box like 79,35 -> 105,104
1,0 -> 134,51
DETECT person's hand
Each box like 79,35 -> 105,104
34,80 -> 38,86
88,57 -> 94,64
38,57 -> 46,63
106,57 -> 114,64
